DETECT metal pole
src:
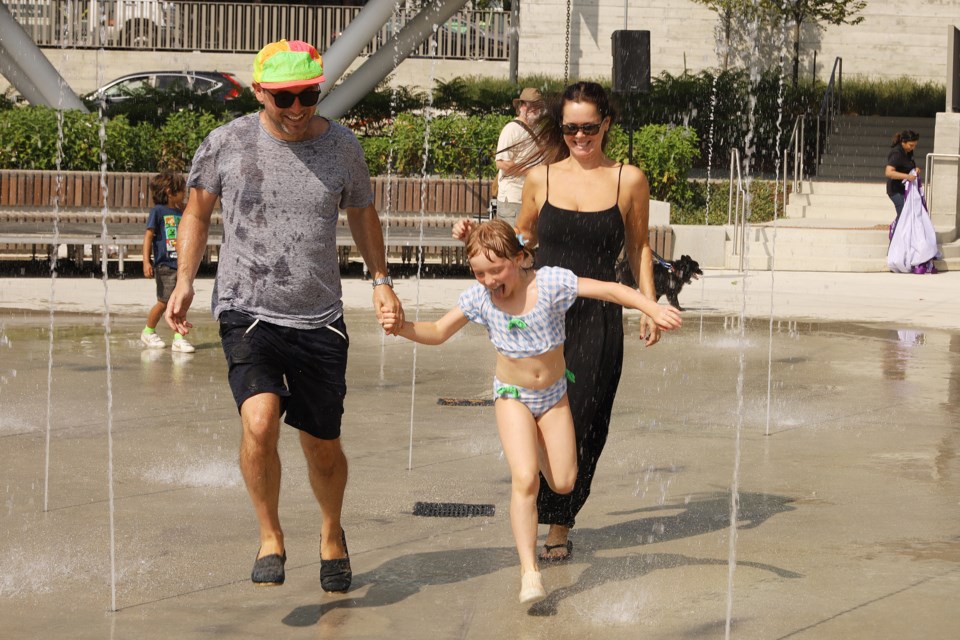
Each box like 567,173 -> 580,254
728,154 -> 735,226
319,0 -> 399,98
318,0 -> 470,119
0,3 -> 87,110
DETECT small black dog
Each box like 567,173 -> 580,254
616,253 -> 703,311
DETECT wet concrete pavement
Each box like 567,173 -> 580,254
1,274 -> 959,639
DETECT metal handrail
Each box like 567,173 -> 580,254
783,115 -> 805,190
777,115 -> 805,224
814,56 -> 842,174
924,152 -> 960,216
727,148 -> 748,271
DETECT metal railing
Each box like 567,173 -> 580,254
727,148 -> 748,271
814,56 -> 842,174
3,0 -> 510,59
780,114 -> 805,213
924,152 -> 960,217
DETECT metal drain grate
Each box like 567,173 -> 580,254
412,502 -> 496,518
436,398 -> 494,407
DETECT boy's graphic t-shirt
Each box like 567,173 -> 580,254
146,204 -> 182,268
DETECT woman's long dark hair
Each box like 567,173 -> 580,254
513,81 -> 617,172
891,130 -> 919,148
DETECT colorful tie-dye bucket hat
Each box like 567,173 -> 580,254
253,39 -> 326,89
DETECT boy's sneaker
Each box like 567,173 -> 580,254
172,337 -> 195,353
141,331 -> 165,349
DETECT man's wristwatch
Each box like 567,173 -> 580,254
371,276 -> 394,288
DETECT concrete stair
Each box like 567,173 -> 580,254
816,115 -> 936,182
724,180 -> 960,272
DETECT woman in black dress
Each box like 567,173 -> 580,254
455,82 -> 661,561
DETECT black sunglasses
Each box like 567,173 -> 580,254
560,122 -> 603,136
267,88 -> 321,108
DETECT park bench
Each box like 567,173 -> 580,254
0,169 -> 672,272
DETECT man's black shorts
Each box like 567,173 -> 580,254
218,310 -> 349,440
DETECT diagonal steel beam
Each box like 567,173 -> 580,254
317,0 -> 470,120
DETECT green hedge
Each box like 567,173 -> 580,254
672,179 -> 785,225
840,76 -> 945,117
357,114 -> 701,201
0,106 -> 228,172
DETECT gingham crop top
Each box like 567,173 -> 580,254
458,266 -> 579,358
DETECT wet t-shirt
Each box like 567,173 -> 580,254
187,114 -> 373,329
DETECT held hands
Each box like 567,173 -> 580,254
379,309 -> 402,334
374,288 -> 404,336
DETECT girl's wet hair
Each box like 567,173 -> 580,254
466,219 -> 534,263
150,171 -> 186,205
891,130 -> 919,147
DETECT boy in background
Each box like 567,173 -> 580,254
141,171 -> 194,353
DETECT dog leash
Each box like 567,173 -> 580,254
652,251 -> 674,272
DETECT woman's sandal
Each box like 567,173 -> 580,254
251,549 -> 287,586
319,529 -> 352,593
538,540 -> 573,563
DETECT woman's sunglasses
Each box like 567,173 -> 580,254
267,88 -> 321,108
560,122 -> 603,136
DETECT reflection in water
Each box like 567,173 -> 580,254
882,329 -> 925,381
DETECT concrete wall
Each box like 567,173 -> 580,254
520,0 -> 955,84
933,112 -> 960,239
673,225 -> 729,269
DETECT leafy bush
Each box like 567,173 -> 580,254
0,106 -> 225,172
430,75 -> 565,116
340,80 -> 427,135
672,179 -> 785,225
607,124 -> 700,203
359,112 -> 508,178
154,110 -> 225,172
2,72 -> 940,186
0,90 -> 15,112
616,69 -> 820,175
0,107 -> 101,170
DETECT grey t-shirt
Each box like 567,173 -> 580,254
188,113 -> 374,329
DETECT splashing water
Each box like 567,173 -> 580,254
407,21 -> 440,471
43,84 -> 66,514
378,3 -> 405,385
765,14 -> 790,438
143,458 -> 242,488
96,37 -> 118,614
726,3 -> 765,636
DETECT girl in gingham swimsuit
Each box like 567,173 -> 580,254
381,219 -> 681,605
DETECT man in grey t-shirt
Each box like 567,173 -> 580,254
165,39 -> 403,593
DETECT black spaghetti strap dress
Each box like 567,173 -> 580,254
535,164 -> 626,528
